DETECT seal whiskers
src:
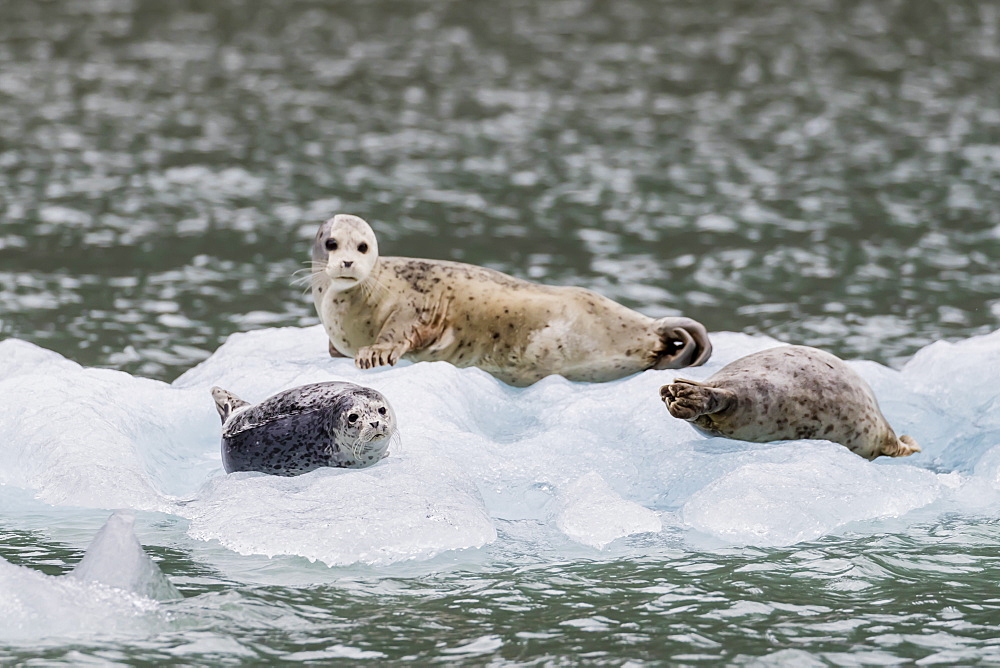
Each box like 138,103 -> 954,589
357,267 -> 392,306
292,263 -> 330,296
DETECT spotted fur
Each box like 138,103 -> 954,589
211,382 -> 396,476
660,345 -> 920,460
311,214 -> 712,387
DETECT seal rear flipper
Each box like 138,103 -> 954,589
211,386 -> 251,422
651,317 -> 712,369
879,434 -> 921,458
660,381 -> 735,421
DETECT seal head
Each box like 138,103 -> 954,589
312,214 -> 379,292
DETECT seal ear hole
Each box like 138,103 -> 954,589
358,242 -> 369,254
378,406 -> 387,415
325,238 -> 338,251
348,413 -> 359,424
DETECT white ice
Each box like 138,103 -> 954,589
69,510 -> 181,601
0,510 -> 176,642
555,471 -> 662,549
1,325 -> 999,573
0,557 -> 166,642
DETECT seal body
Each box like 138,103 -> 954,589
310,214 -> 712,387
211,382 -> 397,476
660,345 -> 920,460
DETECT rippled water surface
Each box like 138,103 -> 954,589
2,0 -> 998,378
3,515 -> 1000,664
2,0 -> 999,664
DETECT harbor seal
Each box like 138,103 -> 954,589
211,381 -> 397,476
310,214 -> 712,387
660,345 -> 920,460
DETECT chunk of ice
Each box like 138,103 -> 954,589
0,557 -> 165,642
1,326 -> 998,565
682,447 -> 941,545
69,511 -> 181,601
182,454 -> 496,566
555,471 -> 662,549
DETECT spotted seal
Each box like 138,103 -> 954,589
660,345 -> 920,460
211,381 -> 397,475
310,214 -> 712,387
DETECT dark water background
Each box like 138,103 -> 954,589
2,0 -> 1000,664
2,0 -> 997,380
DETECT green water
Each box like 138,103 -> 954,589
2,517 -> 1000,664
2,0 -> 999,663
2,0 -> 997,379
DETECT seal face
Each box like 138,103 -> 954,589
310,214 -> 713,387
211,382 -> 397,476
660,345 -> 920,460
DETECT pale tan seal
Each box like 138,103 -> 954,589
660,345 -> 920,460
310,214 -> 712,387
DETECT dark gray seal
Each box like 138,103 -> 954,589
211,381 -> 397,476
660,345 -> 920,460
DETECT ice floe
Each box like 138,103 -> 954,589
0,325 -> 998,567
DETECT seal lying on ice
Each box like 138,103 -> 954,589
211,381 -> 397,476
309,213 -> 712,387
660,345 -> 920,460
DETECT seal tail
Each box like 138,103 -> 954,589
211,386 -> 250,423
651,316 -> 713,369
879,434 -> 921,458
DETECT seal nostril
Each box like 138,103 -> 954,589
370,421 -> 379,428
343,260 -> 353,268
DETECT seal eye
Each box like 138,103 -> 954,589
358,242 -> 368,254
378,406 -> 387,415
347,413 -> 359,424
325,238 -> 338,251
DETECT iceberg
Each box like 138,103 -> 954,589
0,325 -> 998,569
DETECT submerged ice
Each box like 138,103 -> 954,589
69,511 -> 181,601
0,326 -> 999,569
0,511 -> 177,642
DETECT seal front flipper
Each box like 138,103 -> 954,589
651,317 -> 713,369
211,386 -> 251,422
660,379 -> 736,421
356,340 -> 410,369
355,304 -> 445,369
